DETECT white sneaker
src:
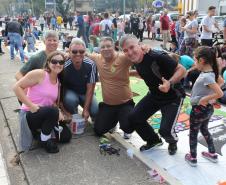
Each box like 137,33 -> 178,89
123,133 -> 131,139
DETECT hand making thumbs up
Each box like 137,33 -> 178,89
158,77 -> 171,93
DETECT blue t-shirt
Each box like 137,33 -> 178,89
179,55 -> 194,70
63,57 -> 98,95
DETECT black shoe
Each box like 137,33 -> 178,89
140,138 -> 163,152
168,142 -> 177,155
41,139 -> 59,153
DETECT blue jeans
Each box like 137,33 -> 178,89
8,32 -> 24,62
27,43 -> 36,52
63,89 -> 98,119
77,26 -> 88,48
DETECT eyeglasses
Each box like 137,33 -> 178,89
71,50 -> 85,55
50,59 -> 65,65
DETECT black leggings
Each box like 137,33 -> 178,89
26,106 -> 59,135
26,106 -> 71,143
189,105 -> 215,158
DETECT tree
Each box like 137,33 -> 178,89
56,0 -> 72,17
0,0 -> 16,16
29,0 -> 45,16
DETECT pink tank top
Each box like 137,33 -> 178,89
21,71 -> 59,111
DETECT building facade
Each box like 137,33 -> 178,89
180,0 -> 220,15
45,0 -> 56,11
73,0 -> 93,12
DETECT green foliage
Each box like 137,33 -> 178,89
56,0 -> 72,17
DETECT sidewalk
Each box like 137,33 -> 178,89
0,144 -> 10,185
0,47 -> 163,184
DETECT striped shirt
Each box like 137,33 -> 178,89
63,57 -> 98,95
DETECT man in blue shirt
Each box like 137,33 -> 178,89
63,38 -> 98,121
76,11 -> 88,48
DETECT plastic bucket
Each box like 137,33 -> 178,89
70,114 -> 85,134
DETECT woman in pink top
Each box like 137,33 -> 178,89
13,51 -> 71,153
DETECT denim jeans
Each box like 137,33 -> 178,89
63,89 -> 98,119
27,43 -> 36,52
8,32 -> 24,62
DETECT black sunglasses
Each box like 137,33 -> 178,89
50,59 -> 65,65
71,50 -> 85,55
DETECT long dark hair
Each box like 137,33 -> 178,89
194,46 -> 219,81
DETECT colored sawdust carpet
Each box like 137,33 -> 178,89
95,77 -> 226,133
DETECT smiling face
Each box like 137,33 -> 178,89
69,43 -> 86,68
100,40 -> 115,61
121,39 -> 143,64
48,54 -> 65,74
44,36 -> 59,53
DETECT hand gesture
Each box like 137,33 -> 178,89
82,109 -> 90,122
141,44 -> 151,54
158,77 -> 170,93
58,110 -> 65,121
199,97 -> 208,106
30,104 -> 40,113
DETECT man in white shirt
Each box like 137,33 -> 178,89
99,12 -> 113,37
200,6 -> 220,46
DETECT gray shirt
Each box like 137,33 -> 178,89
184,19 -> 198,39
190,72 -> 216,105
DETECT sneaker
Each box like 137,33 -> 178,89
109,126 -> 116,134
140,138 -> 163,152
41,139 -> 59,153
123,133 -> 131,139
185,153 -> 197,167
201,151 -> 218,163
168,142 -> 177,155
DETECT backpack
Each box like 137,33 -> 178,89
103,23 -> 111,36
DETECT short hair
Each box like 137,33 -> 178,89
43,30 -> 58,40
104,12 -> 109,19
208,6 -> 216,11
99,37 -> 114,45
119,34 -> 138,49
70,37 -> 86,48
186,11 -> 194,17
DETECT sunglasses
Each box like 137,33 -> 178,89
71,50 -> 85,55
50,59 -> 65,65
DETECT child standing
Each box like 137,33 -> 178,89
24,28 -> 36,53
185,46 -> 224,167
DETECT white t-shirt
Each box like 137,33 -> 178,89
100,19 -> 113,31
201,16 -> 216,39
184,19 -> 198,39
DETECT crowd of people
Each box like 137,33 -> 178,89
0,5 -> 226,168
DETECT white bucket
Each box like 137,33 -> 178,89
70,114 -> 85,134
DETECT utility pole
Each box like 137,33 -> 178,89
123,0 -> 125,21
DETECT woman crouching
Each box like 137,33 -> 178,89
13,51 -> 71,153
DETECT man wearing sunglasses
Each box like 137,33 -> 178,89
63,38 -> 98,122
87,37 -> 135,139
15,30 -> 59,81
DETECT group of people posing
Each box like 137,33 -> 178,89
13,22 -> 223,167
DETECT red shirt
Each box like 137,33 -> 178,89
160,15 -> 170,30
170,22 -> 176,36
